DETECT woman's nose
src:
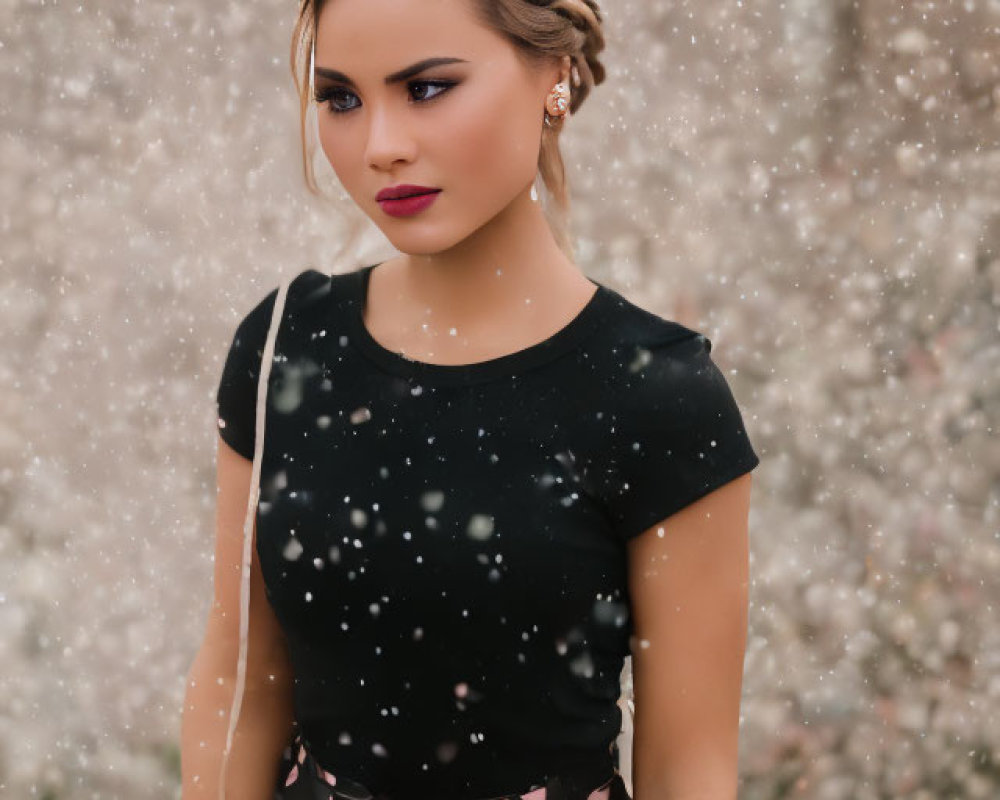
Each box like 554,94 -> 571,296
365,105 -> 417,170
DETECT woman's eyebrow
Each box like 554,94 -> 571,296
314,57 -> 469,88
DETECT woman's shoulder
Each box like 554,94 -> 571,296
226,266 -> 365,341
587,283 -> 753,428
214,266 -> 363,458
596,281 -> 711,355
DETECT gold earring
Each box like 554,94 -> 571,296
544,82 -> 570,126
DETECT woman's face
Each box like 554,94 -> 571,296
312,0 -> 561,255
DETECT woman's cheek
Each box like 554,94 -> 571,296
441,102 -> 538,201
317,124 -> 366,203
317,123 -> 342,169
447,83 -> 527,173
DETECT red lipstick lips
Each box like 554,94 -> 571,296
376,184 -> 442,218
377,184 -> 440,201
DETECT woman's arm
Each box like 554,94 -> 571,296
625,471 -> 753,800
180,436 -> 297,799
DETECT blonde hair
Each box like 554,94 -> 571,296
290,0 -> 606,258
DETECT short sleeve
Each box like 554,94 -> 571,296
215,284 -> 282,460
215,268 -> 335,458
594,331 -> 760,541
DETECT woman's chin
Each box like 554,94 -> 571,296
379,224 -> 473,258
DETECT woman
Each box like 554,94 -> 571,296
181,0 -> 760,798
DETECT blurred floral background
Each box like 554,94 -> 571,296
3,0 -> 1000,797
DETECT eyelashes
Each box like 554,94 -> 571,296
313,80 -> 458,115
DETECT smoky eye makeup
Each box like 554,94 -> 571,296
313,79 -> 459,115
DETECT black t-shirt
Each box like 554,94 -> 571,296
215,264 -> 760,799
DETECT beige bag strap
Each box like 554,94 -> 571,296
218,277 -> 292,799
617,656 -> 635,796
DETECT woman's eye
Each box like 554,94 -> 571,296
313,87 -> 357,114
408,81 -> 453,104
314,80 -> 456,115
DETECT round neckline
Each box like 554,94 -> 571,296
346,262 -> 612,386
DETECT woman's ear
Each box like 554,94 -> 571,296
543,54 -> 572,93
557,54 -> 571,87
